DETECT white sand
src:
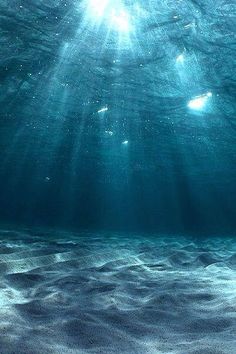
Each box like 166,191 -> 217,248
0,229 -> 235,354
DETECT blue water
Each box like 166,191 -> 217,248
0,0 -> 235,352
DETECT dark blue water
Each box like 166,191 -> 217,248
0,0 -> 235,353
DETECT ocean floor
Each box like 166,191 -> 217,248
0,228 -> 235,354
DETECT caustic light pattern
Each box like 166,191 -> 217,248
0,0 -> 236,352
0,230 -> 236,354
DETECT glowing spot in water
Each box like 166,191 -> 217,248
87,0 -> 131,33
188,92 -> 212,110
105,130 -> 114,136
122,140 -> 129,145
110,9 -> 130,32
89,0 -> 108,18
98,106 -> 108,114
176,54 -> 184,64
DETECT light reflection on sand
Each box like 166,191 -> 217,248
0,229 -> 236,353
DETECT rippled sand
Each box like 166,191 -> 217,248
0,229 -> 235,353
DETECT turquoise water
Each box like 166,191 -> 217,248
0,0 -> 235,234
0,0 -> 235,352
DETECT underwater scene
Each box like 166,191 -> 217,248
0,0 -> 236,353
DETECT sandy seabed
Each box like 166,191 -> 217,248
0,229 -> 235,354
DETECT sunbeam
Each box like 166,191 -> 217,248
0,0 -> 235,352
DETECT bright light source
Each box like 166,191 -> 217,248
122,140 -> 129,145
176,54 -> 184,64
105,130 -> 114,136
110,9 -> 130,32
188,92 -> 212,110
87,0 -> 131,33
98,106 -> 108,114
89,0 -> 108,18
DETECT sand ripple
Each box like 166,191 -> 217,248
0,229 -> 236,353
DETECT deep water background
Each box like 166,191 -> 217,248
0,0 -> 235,235
0,3 -> 236,353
